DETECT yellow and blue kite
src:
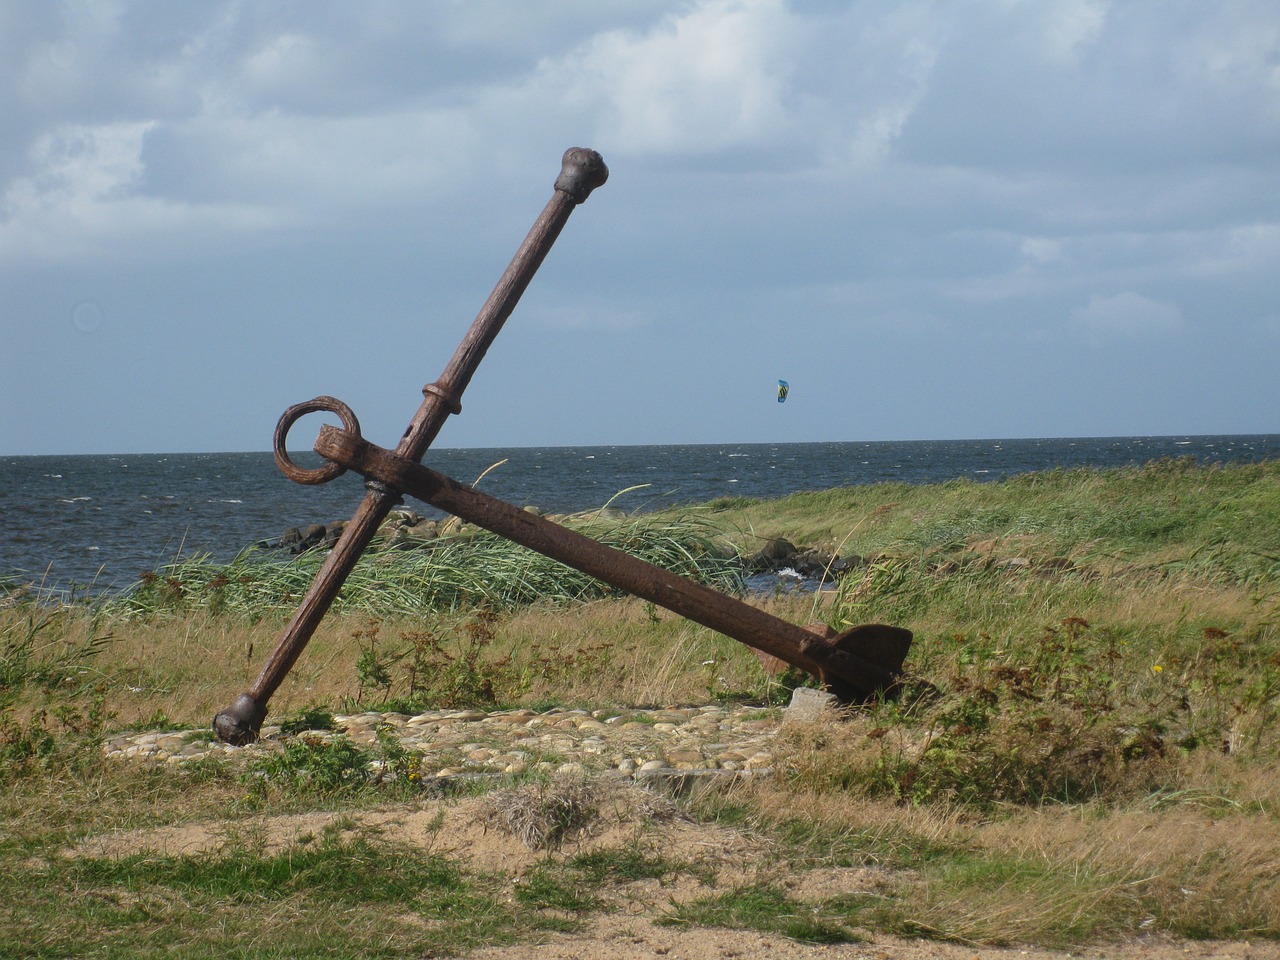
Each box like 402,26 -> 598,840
777,379 -> 789,403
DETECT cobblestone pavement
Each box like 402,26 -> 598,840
102,703 -> 785,782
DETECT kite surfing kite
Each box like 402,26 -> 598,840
777,379 -> 789,403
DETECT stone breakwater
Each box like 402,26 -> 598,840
102,703 -> 788,781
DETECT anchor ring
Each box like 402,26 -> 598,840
273,396 -> 361,485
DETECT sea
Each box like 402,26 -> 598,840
2,434 -> 1277,598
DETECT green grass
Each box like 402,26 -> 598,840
3,831 -> 530,958
106,513 -> 743,620
694,457 -> 1279,583
1,458 -> 1278,954
661,881 -> 863,944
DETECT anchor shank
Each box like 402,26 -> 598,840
314,426 -> 900,693
213,149 -> 608,745
243,190 -> 579,706
247,494 -> 398,704
400,177 -> 577,459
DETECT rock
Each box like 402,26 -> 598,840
785,686 -> 838,723
299,523 -> 328,550
827,554 -> 864,576
752,648 -> 791,676
399,519 -> 438,544
104,702 -> 794,789
749,538 -> 797,571
792,548 -> 837,577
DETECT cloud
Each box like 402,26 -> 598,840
1069,291 -> 1183,345
528,0 -> 799,157
897,1 -> 1280,176
3,1 -> 1278,454
0,119 -> 279,264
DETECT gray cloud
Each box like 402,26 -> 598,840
2,0 -> 1277,453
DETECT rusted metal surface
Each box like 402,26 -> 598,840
213,147 -> 911,747
312,425 -> 912,701
213,148 -> 609,745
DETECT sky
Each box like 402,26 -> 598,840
2,1 -> 1278,456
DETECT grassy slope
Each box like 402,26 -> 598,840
2,458 -> 1278,954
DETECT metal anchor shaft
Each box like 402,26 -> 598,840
313,426 -> 911,700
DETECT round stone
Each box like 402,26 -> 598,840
665,749 -> 703,765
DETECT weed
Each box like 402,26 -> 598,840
0,604 -> 113,707
107,513 -> 744,619
345,612 -> 514,711
661,881 -> 862,944
515,861 -> 601,913
2,459 -> 1278,952
3,831 -> 531,957
569,845 -> 690,884
246,735 -> 375,797
475,777 -> 599,850
278,705 -> 337,736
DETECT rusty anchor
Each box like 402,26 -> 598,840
213,148 -> 911,745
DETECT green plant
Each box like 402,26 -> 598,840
108,512 -> 745,619
247,736 -> 375,796
0,606 -> 113,707
2,829 -> 531,957
568,845 -> 689,884
661,881 -> 861,944
278,705 -> 337,736
515,861 -> 600,913
346,611 -> 515,711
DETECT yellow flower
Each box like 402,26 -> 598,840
1152,664 -> 1164,673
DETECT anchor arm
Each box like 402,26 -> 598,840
313,425 -> 909,700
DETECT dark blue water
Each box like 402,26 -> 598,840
2,435 -> 1277,597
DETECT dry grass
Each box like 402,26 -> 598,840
697,765 -> 1280,945
3,460 -> 1278,953
473,777 -> 683,850
84,595 -> 811,730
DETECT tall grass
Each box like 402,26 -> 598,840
106,513 -> 743,620
744,462 -> 1280,810
694,457 -> 1280,586
2,458 -> 1278,952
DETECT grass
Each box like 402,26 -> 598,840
1,458 -> 1277,954
660,881 -> 865,944
5,827 -> 536,958
106,512 -> 743,620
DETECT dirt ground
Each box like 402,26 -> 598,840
72,784 -> 1280,960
